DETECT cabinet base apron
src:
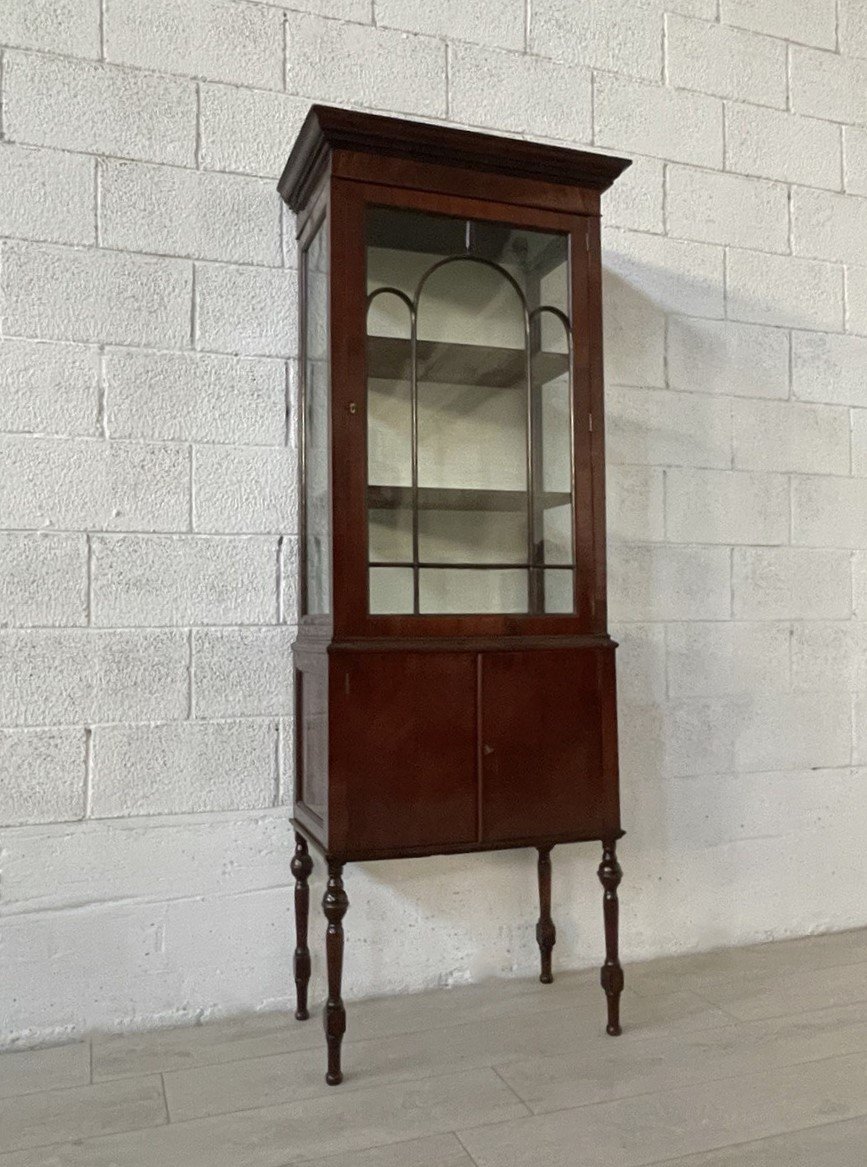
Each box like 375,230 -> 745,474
291,825 -> 624,1086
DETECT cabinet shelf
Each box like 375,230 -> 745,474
367,335 -> 569,388
368,484 -> 572,513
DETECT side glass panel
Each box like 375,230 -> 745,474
365,208 -> 574,616
303,219 -> 330,615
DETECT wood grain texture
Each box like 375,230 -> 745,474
279,104 -> 631,211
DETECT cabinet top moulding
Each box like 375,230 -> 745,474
278,105 -> 632,216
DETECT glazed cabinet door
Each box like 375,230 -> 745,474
328,651 -> 478,855
479,649 -> 615,843
330,178 -> 597,639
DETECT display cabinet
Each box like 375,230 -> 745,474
279,106 -> 631,1086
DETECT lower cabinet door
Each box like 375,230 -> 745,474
329,651 -> 477,854
480,649 -> 610,843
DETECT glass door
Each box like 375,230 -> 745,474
365,207 -> 575,617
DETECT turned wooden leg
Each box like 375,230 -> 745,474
536,845 -> 556,984
323,859 -> 348,1086
598,840 -> 624,1036
291,832 -> 313,1020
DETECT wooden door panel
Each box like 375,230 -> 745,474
480,649 -> 608,842
329,651 -> 477,853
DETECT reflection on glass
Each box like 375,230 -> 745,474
370,567 -> 413,614
366,207 -> 574,616
419,569 -> 527,615
304,220 -> 330,615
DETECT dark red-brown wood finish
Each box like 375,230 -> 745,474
280,105 -> 630,1086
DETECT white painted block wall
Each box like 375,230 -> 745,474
1,0 -> 865,1047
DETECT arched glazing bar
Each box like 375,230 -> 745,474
529,305 -> 575,613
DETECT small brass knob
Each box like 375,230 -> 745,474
349,402 -> 358,415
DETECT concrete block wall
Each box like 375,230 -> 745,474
0,0 -> 865,1046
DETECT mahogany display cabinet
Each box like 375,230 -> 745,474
278,106 -> 631,1086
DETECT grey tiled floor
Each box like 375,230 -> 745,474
1,929 -> 867,1165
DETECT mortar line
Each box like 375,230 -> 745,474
0,130 -> 854,195
99,0 -> 106,59
2,38 -> 845,108
661,11 -> 668,86
0,527 -> 854,546
0,234 -> 290,274
3,713 -> 307,730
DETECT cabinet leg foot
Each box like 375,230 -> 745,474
323,860 -> 348,1085
598,840 -> 624,1035
535,845 -> 556,984
291,833 -> 314,1021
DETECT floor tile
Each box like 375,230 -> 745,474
457,1050 -> 867,1167
92,1013 -> 320,1080
0,1044 -> 89,1100
163,989 -> 728,1123
496,999 -> 867,1113
654,1115 -> 867,1166
96,979 -> 726,1088
0,1075 -> 166,1155
298,1132 -> 474,1167
163,1006 -> 573,1121
6,931 -> 867,1167
695,960 -> 867,1022
341,968 -> 598,1044
628,929 -> 867,998
0,1068 -> 525,1167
